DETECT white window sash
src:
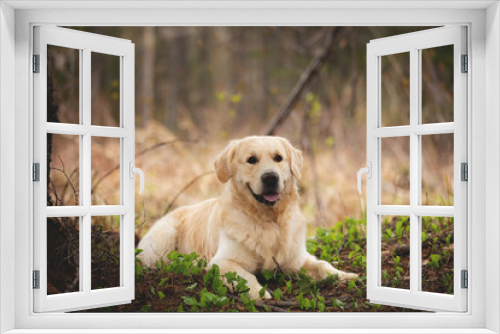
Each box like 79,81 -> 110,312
366,26 -> 467,312
33,26 -> 136,313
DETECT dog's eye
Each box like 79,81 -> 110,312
247,156 -> 258,164
274,155 -> 283,162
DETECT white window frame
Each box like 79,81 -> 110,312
0,1 -> 499,333
33,26 -> 136,313
366,26 -> 468,312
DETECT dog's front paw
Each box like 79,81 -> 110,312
261,290 -> 272,300
338,271 -> 359,281
247,285 -> 271,300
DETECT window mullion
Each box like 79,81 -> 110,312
78,48 -> 84,291
82,48 -> 92,293
409,48 -> 420,294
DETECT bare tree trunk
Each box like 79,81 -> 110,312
141,27 -> 156,125
264,27 -> 340,136
300,96 -> 327,227
46,48 -> 59,206
165,29 -> 189,130
193,28 -> 212,130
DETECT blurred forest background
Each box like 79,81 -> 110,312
46,27 -> 457,311
50,26 -> 454,235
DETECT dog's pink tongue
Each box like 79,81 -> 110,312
263,193 -> 280,202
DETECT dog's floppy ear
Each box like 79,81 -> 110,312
279,137 -> 303,180
214,140 -> 240,183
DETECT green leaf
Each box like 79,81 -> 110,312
302,298 -> 311,310
422,231 -> 428,243
139,305 -> 152,312
216,286 -> 227,297
432,223 -> 439,235
259,285 -> 267,298
160,259 -> 168,273
310,298 -> 317,310
431,254 -> 441,262
262,269 -> 274,281
318,302 -> 325,312
297,292 -> 304,308
186,282 -> 197,291
182,296 -> 198,306
135,262 -> 143,275
272,288 -> 283,301
158,277 -> 168,287
224,271 -> 237,284
332,298 -> 344,311
285,281 -> 292,295
352,298 -> 358,310
158,291 -> 165,300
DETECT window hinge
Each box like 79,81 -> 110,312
461,54 -> 468,73
33,163 -> 40,182
33,54 -> 40,73
33,270 -> 40,289
461,162 -> 468,181
461,270 -> 468,289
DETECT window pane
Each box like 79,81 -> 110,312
421,45 -> 454,124
421,134 -> 454,206
91,52 -> 121,127
421,216 -> 454,295
47,217 -> 80,295
381,52 -> 410,127
91,216 -> 121,290
47,45 -> 80,124
47,134 -> 80,206
381,136 -> 410,205
91,137 -> 121,205
380,215 -> 410,290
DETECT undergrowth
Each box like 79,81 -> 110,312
71,213 -> 453,312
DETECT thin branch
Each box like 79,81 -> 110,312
163,171 -> 215,215
91,138 -> 197,194
272,256 -> 292,281
51,155 -> 79,205
264,27 -> 344,136
227,294 -> 288,312
136,138 -> 198,158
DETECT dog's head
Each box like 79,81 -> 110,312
214,136 -> 303,207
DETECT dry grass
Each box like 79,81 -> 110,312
49,120 -> 454,239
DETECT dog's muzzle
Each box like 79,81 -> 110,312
248,185 -> 281,206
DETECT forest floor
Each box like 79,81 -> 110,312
44,214 -> 454,313
46,120 -> 455,313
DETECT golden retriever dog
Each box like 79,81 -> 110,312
138,136 -> 358,300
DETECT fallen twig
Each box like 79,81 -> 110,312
272,256 -> 292,281
227,293 -> 288,312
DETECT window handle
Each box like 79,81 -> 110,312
129,161 -> 145,195
357,162 -> 372,195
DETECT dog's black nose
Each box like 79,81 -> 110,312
261,172 -> 279,186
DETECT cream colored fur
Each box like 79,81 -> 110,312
138,136 -> 358,300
